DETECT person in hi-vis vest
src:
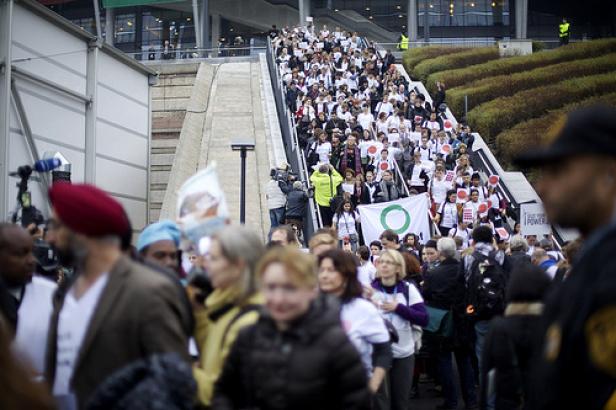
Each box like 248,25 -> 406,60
398,32 -> 409,50
559,18 -> 570,46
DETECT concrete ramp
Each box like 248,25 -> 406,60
158,60 -> 273,239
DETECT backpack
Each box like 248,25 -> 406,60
465,251 -> 507,321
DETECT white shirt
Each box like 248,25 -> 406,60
333,211 -> 360,239
372,282 -> 424,358
357,262 -> 377,287
53,273 -> 109,396
13,276 -> 57,376
438,202 -> 459,229
340,298 -> 390,375
432,177 -> 452,205
357,112 -> 374,131
449,226 -> 472,249
315,142 -> 332,164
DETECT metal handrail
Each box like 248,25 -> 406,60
266,40 -> 322,236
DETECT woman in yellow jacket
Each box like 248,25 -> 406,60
193,225 -> 265,407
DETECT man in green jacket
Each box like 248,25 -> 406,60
310,164 -> 343,227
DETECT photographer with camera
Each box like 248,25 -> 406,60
266,163 -> 295,231
285,181 -> 313,243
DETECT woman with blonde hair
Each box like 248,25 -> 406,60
367,249 -> 428,410
213,247 -> 370,409
193,225 -> 265,407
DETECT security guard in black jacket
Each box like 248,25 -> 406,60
515,104 -> 616,410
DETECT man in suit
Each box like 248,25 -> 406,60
44,183 -> 189,409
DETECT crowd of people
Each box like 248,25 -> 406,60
1,21 -> 615,410
0,179 -> 582,410
268,24 -> 506,252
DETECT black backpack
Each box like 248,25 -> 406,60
465,251 -> 507,321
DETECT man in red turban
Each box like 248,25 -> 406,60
44,183 -> 190,408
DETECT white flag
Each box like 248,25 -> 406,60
358,194 -> 432,245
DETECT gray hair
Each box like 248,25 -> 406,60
212,225 -> 265,305
509,235 -> 529,252
437,237 -> 457,260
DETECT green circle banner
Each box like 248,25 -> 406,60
380,204 -> 411,234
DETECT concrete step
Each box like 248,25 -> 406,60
152,84 -> 194,99
150,153 -> 175,166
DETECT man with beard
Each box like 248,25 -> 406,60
0,223 -> 56,378
514,105 -> 616,410
44,183 -> 189,408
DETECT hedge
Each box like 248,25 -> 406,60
411,47 -> 499,83
466,71 -> 616,143
426,38 -> 616,91
447,53 -> 616,116
402,46 -> 471,72
495,92 -> 616,166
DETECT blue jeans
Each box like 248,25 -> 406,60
437,349 -> 478,409
269,207 -> 285,229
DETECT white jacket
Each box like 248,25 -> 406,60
266,180 -> 287,210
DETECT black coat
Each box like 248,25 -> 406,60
212,295 -> 370,410
86,353 -> 195,410
286,188 -> 309,218
531,224 -> 616,410
423,258 -> 473,351
480,312 -> 544,410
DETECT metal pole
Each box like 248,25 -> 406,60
200,0 -> 209,50
408,0 -> 417,42
93,0 -> 103,41
192,0 -> 201,49
104,7 -> 114,46
240,148 -> 247,224
423,0 -> 430,43
0,0 -> 13,221
85,44 -> 98,184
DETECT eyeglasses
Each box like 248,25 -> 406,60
378,259 -> 400,266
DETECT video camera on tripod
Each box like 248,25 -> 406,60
9,155 -> 71,227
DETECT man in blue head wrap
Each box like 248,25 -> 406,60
137,221 -> 181,272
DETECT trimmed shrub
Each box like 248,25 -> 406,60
467,71 -> 616,143
412,47 -> 499,82
427,38 -> 616,91
447,53 -> 616,115
532,41 -> 546,53
403,46 -> 471,72
495,92 -> 616,166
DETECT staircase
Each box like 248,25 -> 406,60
149,63 -> 200,223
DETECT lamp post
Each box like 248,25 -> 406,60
230,137 -> 255,224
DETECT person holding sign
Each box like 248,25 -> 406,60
514,105 -> 616,410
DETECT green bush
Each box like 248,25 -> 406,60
411,47 -> 499,82
402,46 -> 471,71
447,53 -> 616,116
532,41 -> 546,53
495,92 -> 616,166
466,71 -> 616,143
427,38 -> 616,90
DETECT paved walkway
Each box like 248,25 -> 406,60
197,61 -> 271,240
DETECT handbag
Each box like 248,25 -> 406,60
424,306 -> 454,338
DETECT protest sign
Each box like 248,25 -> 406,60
520,203 -> 551,236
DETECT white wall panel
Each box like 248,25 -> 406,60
97,85 -> 148,137
96,120 -> 148,166
98,53 -> 149,104
14,80 -> 86,150
5,2 -> 152,230
12,5 -> 87,95
95,156 -> 147,199
115,196 -> 147,231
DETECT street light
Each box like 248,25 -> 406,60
230,137 -> 255,224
